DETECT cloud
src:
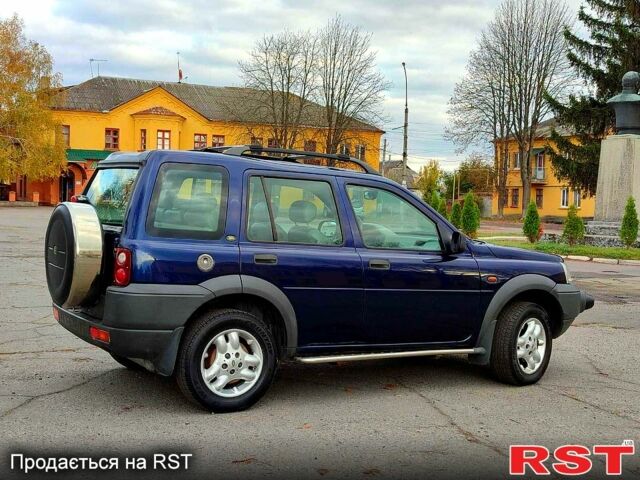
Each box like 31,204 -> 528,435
5,0 -> 585,171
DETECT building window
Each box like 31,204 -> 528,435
250,136 -> 263,146
561,187 -> 569,208
157,130 -> 171,150
536,188 -> 543,209
510,188 -> 519,208
512,152 -> 521,169
105,128 -> 119,150
535,152 -> 545,179
574,190 -> 581,208
303,140 -> 317,152
211,135 -> 225,147
266,138 -> 279,148
194,133 -> 207,149
140,129 -> 147,150
61,125 -> 70,148
339,143 -> 351,156
355,144 -> 366,161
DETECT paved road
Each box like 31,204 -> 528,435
1,207 -> 639,479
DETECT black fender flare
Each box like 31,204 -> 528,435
199,274 -> 298,355
469,274 -> 556,366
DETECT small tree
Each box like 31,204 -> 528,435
523,202 -> 541,243
462,192 -> 480,238
437,198 -> 448,218
620,196 -> 639,248
563,204 -> 584,246
429,190 -> 441,209
450,202 -> 463,228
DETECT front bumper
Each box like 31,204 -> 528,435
552,284 -> 595,337
54,304 -> 183,376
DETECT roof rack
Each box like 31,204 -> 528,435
195,145 -> 380,175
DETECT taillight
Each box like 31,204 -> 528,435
113,247 -> 132,287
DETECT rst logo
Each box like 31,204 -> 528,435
509,440 -> 635,476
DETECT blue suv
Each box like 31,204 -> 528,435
45,146 -> 594,412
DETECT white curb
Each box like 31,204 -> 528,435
619,259 -> 640,266
566,255 -> 591,262
592,257 -> 619,264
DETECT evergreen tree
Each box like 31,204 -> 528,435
620,196 -> 639,248
523,202 -> 541,243
437,198 -> 448,218
461,192 -> 480,238
451,202 -> 463,228
563,204 -> 585,245
545,1 -> 640,196
429,190 -> 441,209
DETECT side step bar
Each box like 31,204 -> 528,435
296,347 -> 485,364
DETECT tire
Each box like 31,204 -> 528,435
110,353 -> 146,371
490,301 -> 552,385
44,202 -> 103,307
176,308 -> 277,413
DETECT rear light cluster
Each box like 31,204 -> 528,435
113,247 -> 132,287
89,326 -> 110,344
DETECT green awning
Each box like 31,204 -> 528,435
66,149 -> 112,162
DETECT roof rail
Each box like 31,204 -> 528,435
195,144 -> 380,175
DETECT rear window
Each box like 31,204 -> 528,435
85,168 -> 138,225
146,163 -> 228,239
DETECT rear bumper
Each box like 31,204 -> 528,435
54,304 -> 183,376
552,284 -> 595,337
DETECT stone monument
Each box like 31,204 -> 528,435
586,71 -> 640,246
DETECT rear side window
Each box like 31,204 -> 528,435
147,163 -> 228,239
85,168 -> 138,225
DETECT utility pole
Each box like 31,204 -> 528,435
452,171 -> 456,205
381,138 -> 387,176
401,62 -> 409,187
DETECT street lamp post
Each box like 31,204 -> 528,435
401,62 -> 409,187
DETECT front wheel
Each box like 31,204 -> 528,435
176,308 -> 277,412
490,301 -> 552,385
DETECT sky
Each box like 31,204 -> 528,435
5,0 -> 585,172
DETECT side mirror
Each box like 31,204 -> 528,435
445,230 -> 466,255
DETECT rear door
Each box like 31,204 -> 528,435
239,171 -> 364,352
342,180 -> 482,348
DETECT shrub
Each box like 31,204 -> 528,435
563,204 -> 584,246
450,202 -> 462,228
461,192 -> 480,238
523,202 -> 541,243
620,196 -> 639,248
438,198 -> 448,218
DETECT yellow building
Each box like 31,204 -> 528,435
491,118 -> 595,220
20,76 -> 382,205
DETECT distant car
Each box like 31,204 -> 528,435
45,145 -> 594,412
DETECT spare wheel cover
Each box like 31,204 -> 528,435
45,202 -> 103,307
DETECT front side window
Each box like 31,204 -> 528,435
85,168 -> 138,225
346,185 -> 441,251
561,187 -> 569,208
105,128 -> 119,150
147,163 -> 227,239
157,130 -> 171,150
194,133 -> 207,149
247,176 -> 342,245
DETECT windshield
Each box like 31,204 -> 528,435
85,168 -> 138,225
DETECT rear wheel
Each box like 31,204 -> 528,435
490,301 -> 552,385
176,308 -> 277,412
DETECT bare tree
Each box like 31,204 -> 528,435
238,30 -> 318,149
316,16 -> 389,153
446,39 -> 512,216
489,0 -> 572,213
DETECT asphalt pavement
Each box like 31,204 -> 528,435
1,207 -> 639,479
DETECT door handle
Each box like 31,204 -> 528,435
369,259 -> 390,270
254,254 -> 278,265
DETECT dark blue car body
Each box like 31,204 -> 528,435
54,149 -> 592,376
